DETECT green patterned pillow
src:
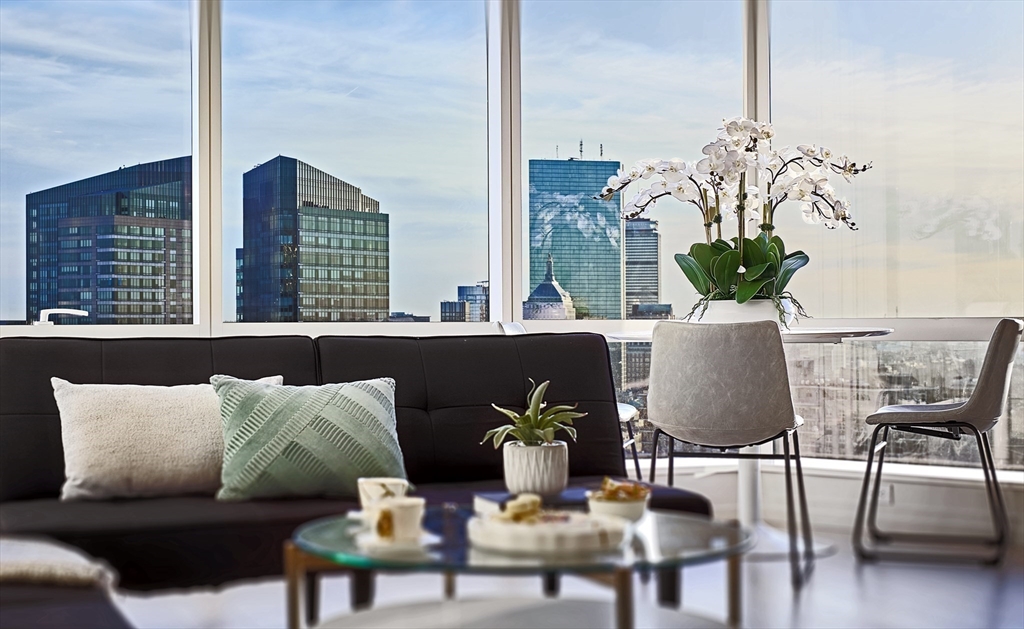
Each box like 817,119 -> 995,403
210,375 -> 406,501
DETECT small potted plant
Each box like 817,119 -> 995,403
482,379 -> 587,497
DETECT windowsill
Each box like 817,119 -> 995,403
649,455 -> 1024,487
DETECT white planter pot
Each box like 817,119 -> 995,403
503,441 -> 568,497
695,298 -> 794,326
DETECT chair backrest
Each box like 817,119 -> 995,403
963,318 -> 1023,423
647,320 -> 798,448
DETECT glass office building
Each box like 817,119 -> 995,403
440,281 -> 489,322
25,157 -> 193,325
237,156 -> 389,322
624,217 -> 660,314
528,159 -> 623,320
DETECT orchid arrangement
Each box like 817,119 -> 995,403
597,117 -> 871,324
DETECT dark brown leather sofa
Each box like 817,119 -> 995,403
0,333 -> 710,624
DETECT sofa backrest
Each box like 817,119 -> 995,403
0,336 -> 319,502
317,333 -> 625,484
0,332 -> 625,501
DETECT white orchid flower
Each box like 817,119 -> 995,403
797,144 -> 818,158
801,203 -> 820,224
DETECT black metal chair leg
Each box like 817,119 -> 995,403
981,433 -> 1010,546
967,426 -> 1004,548
656,567 -> 681,608
866,426 -> 890,543
667,434 -> 676,487
792,431 -> 815,571
782,433 -> 803,587
306,572 -> 319,625
542,572 -> 560,597
649,429 -> 662,484
853,424 -> 885,561
626,420 -> 642,481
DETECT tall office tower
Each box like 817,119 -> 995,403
235,248 -> 244,321
440,281 -> 489,322
238,156 -> 389,322
25,156 -> 192,325
523,254 -> 576,320
624,218 -> 660,315
529,158 -> 624,320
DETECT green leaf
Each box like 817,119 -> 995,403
766,243 -> 781,270
712,250 -> 741,295
756,232 -> 771,254
689,243 -> 717,275
528,380 -> 550,421
770,235 -> 786,260
744,262 -> 772,281
776,252 -> 809,294
741,238 -> 766,268
736,277 -> 774,303
711,239 -> 733,253
539,404 -> 579,421
491,404 -> 522,423
542,427 -> 555,443
675,254 -> 712,296
554,424 -> 577,441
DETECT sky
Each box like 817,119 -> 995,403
1,0 -> 1021,322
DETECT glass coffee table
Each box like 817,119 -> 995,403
285,505 -> 752,629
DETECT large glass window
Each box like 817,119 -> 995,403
520,0 -> 743,322
221,0 -> 487,324
0,0 -> 195,325
770,0 -> 1024,318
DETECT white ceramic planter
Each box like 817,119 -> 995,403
695,298 -> 794,326
503,441 -> 568,497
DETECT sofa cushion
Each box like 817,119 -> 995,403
0,477 -> 710,591
316,333 -> 626,485
212,376 -> 406,501
0,336 -> 319,502
52,376 -> 283,501
0,584 -> 132,629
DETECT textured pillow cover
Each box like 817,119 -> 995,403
210,375 -> 407,501
52,376 -> 283,500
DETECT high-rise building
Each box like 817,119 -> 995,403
625,218 -> 660,312
528,158 -> 623,320
237,156 -> 389,322
523,254 -> 576,320
440,281 -> 489,322
25,156 -> 193,325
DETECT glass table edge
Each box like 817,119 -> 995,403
292,508 -> 755,574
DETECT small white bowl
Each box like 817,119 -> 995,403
586,492 -> 650,522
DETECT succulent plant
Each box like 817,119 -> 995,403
482,378 -> 588,448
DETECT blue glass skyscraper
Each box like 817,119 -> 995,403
528,158 -> 623,320
25,156 -> 192,324
237,156 -> 389,322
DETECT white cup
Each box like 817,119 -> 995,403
357,477 -> 409,511
373,496 -> 426,544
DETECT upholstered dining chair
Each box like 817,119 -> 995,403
647,319 -> 813,586
852,318 -> 1023,564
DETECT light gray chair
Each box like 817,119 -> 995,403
853,318 -> 1023,564
647,319 -> 813,586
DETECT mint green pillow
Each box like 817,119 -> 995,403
210,375 -> 406,501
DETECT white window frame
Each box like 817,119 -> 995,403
0,0 -> 1018,347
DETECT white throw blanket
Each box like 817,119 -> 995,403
0,536 -> 115,588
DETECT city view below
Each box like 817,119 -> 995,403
611,340 -> 1024,471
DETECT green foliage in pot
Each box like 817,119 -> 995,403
674,232 -> 809,324
482,379 -> 588,448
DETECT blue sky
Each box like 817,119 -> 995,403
1,0 -> 1021,321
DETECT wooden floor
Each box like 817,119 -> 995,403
113,532 -> 1024,628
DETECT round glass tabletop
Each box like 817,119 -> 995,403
293,506 -> 753,575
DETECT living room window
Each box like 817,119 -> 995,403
220,0 -> 488,325
0,0 -> 196,326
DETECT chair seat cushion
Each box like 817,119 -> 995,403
0,477 -> 711,591
865,401 -> 995,432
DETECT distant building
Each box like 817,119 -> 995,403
625,218 -> 660,315
630,303 -> 673,319
523,254 -> 576,320
25,156 -> 193,325
389,311 -> 430,322
237,156 -> 389,322
440,281 -> 489,322
528,158 -> 623,320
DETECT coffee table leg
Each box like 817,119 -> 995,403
614,568 -> 634,629
727,554 -> 742,628
284,541 -> 304,629
444,571 -> 457,599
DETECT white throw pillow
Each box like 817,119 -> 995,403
52,376 -> 283,500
